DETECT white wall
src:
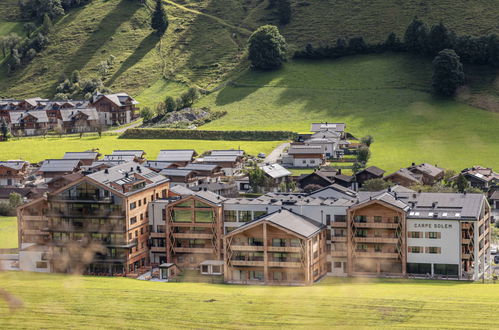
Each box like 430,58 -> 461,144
293,157 -> 321,168
407,219 -> 460,265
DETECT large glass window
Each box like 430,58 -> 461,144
173,209 -> 192,222
224,210 -> 237,222
434,264 -> 458,276
195,210 -> 213,223
239,211 -> 252,222
407,263 -> 431,275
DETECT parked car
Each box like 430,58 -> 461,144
491,246 -> 498,255
494,255 -> 499,264
257,153 -> 266,158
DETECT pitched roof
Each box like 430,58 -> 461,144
159,169 -> 195,177
199,155 -> 240,163
39,159 -> 81,173
460,166 -> 499,183
157,149 -> 196,162
231,209 -> 324,238
0,161 -> 28,171
357,166 -> 385,177
310,123 -> 346,133
180,163 -> 221,172
334,174 -> 354,183
355,191 -> 410,211
87,162 -> 168,196
111,150 -> 145,158
103,155 -> 137,162
307,183 -> 357,199
288,144 -> 325,155
490,190 -> 499,200
384,168 -> 421,184
59,108 -> 99,122
9,110 -> 49,124
408,163 -> 444,177
63,152 -> 99,160
298,170 -> 333,184
261,163 -> 291,179
210,150 -> 244,157
144,161 -> 175,171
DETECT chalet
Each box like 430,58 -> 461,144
102,155 -> 140,163
9,111 -> 51,136
196,155 -> 244,176
298,170 -> 334,189
111,150 -> 146,163
38,159 -> 82,181
307,184 -> 357,200
179,163 -> 224,180
282,145 -> 325,168
457,166 -> 499,191
384,168 -> 422,187
191,182 -> 238,198
224,209 -> 327,285
210,150 -> 244,157
63,151 -> 100,166
0,160 -> 29,187
260,164 -> 291,192
407,163 -> 444,185
91,92 -> 139,125
310,122 -> 346,134
334,174 -> 355,189
46,173 -> 84,192
490,190 -> 499,209
159,169 -> 200,188
0,187 -> 46,202
156,149 -> 197,166
355,166 -> 386,187
59,108 -> 100,133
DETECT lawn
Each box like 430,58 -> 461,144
0,272 -> 499,328
198,53 -> 499,173
0,217 -> 17,249
0,135 -> 283,162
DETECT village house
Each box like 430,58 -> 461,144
63,151 -> 100,166
159,169 -> 201,188
0,160 -> 30,187
260,163 -> 292,192
91,92 -> 139,125
191,182 -> 238,198
37,159 -> 82,182
384,168 -> 422,187
156,149 -> 197,167
195,151 -> 245,176
355,166 -> 386,187
407,163 -> 444,186
456,166 -> 499,191
281,144 -> 325,168
144,161 -> 179,172
297,170 -> 335,190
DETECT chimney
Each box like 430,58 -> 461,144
130,167 -> 134,172
412,162 -> 416,166
125,172 -> 129,178
104,169 -> 109,174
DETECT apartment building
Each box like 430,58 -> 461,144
18,162 -> 169,275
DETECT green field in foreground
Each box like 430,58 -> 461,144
0,135 -> 282,163
0,272 -> 498,328
199,53 -> 499,173
0,217 -> 17,249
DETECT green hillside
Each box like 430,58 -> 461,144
1,0 -> 498,101
1,272 -> 499,328
198,53 -> 499,172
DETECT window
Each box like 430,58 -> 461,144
408,246 -> 423,253
195,210 -> 213,223
201,265 -> 209,273
334,262 -> 342,268
248,237 -> 263,246
130,216 -> 137,225
140,213 -> 144,220
250,271 -> 264,281
273,272 -> 282,281
239,211 -> 252,222
143,197 -> 147,204
427,247 -> 441,254
224,210 -> 237,222
355,229 -> 367,238
138,200 -> 142,207
212,265 -> 221,274
354,215 -> 367,223
409,231 -> 422,238
36,261 -> 48,268
374,244 -> 382,252
356,244 -> 368,252
135,230 -> 138,238
272,238 -> 286,247
374,216 -> 382,223
128,233 -> 132,239
290,239 -> 300,247
427,232 -> 441,239
130,202 -> 137,210
302,160 -> 306,164
310,160 -> 315,164
334,215 -> 346,223
140,227 -> 144,235
325,214 -> 331,225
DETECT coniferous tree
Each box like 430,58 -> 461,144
0,117 -> 9,141
428,22 -> 454,54
404,17 -> 429,54
278,0 -> 291,25
432,49 -> 465,97
151,0 -> 168,35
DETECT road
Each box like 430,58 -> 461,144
263,142 -> 289,164
108,119 -> 143,134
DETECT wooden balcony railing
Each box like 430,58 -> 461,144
330,222 -> 347,228
173,233 -> 213,239
355,252 -> 399,259
353,237 -> 398,244
230,260 -> 265,267
267,246 -> 301,252
150,246 -> 165,253
173,247 -> 213,254
230,245 -> 264,251
330,236 -> 347,242
268,261 -> 302,268
353,222 -> 399,229
330,251 -> 347,257
461,238 -> 471,245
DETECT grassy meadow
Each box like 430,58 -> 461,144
0,135 -> 282,162
1,272 -> 499,328
199,53 -> 499,172
0,217 -> 17,249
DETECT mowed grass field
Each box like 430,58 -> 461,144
199,53 -> 499,172
0,217 -> 17,249
0,135 -> 282,163
0,272 -> 499,328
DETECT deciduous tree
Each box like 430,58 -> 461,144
248,25 -> 287,70
432,49 -> 465,97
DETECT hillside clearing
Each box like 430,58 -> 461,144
0,272 -> 498,328
0,135 -> 282,163
199,53 -> 499,172
0,217 -> 17,249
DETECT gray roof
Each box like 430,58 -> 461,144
63,152 -> 99,160
9,110 -> 49,124
144,161 -> 175,171
159,169 -> 194,177
310,123 -> 346,133
210,150 -> 244,157
111,150 -> 145,158
224,192 -> 354,207
199,155 -> 239,163
180,163 -> 221,171
103,155 -> 137,162
39,159 -> 80,173
356,191 -> 410,211
87,162 -> 168,196
59,108 -> 99,122
233,209 -> 324,238
407,192 -> 485,220
170,185 -> 195,196
288,144 -> 324,155
384,168 -> 421,183
93,92 -> 138,106
408,163 -> 444,177
193,189 -> 226,204
490,190 -> 499,200
460,166 -> 499,183
261,163 -> 291,179
157,150 -> 196,162
308,183 -> 357,199
0,161 -> 28,171
358,166 -> 385,177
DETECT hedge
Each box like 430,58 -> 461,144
120,128 -> 297,141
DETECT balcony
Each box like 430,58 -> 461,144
461,223 -> 471,230
46,210 -> 125,219
355,252 -> 399,259
330,222 -> 347,228
230,260 -> 265,267
46,224 -> 126,233
173,233 -> 213,239
49,195 -> 114,203
268,261 -> 302,268
461,238 -> 471,245
462,253 -> 471,259
330,251 -> 347,257
150,246 -> 165,253
150,232 -> 165,238
230,245 -> 264,251
330,236 -> 347,242
353,222 -> 399,229
173,247 -> 213,254
267,246 -> 301,252
354,237 -> 398,244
